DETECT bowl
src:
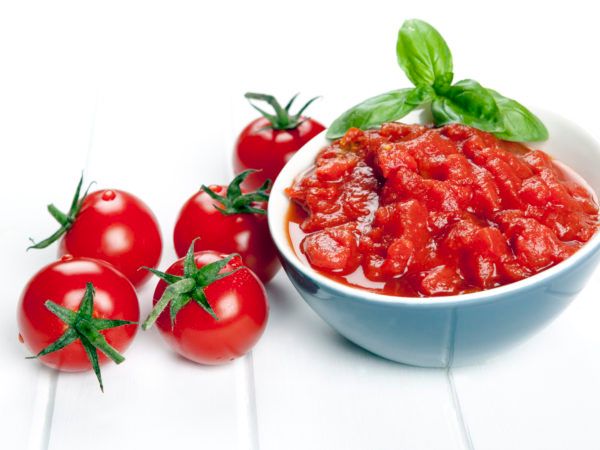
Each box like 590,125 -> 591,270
267,109 -> 600,367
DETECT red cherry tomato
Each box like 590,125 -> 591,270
17,256 -> 139,372
173,172 -> 279,283
29,176 -> 163,288
234,117 -> 325,191
149,251 -> 268,365
233,92 -> 325,191
60,189 -> 162,287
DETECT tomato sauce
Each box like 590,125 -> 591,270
286,123 -> 599,297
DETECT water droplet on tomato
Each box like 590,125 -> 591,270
60,254 -> 74,262
102,190 -> 117,201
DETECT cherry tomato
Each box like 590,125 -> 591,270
144,247 -> 268,365
18,256 -> 139,375
173,170 -> 279,283
233,92 -> 325,191
30,176 -> 162,287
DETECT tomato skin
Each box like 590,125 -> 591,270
59,189 -> 162,287
233,116 -> 325,191
173,186 -> 279,283
153,251 -> 268,364
17,256 -> 139,371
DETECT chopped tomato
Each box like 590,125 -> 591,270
286,123 -> 598,297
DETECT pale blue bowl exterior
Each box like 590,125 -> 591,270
279,246 -> 600,367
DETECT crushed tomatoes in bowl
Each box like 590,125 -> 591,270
286,123 -> 599,297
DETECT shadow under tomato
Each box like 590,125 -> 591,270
265,277 -> 296,316
167,351 -> 241,369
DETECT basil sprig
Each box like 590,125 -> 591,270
327,19 -> 548,142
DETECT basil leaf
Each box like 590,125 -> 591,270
432,79 -> 504,133
487,89 -> 548,142
396,19 -> 453,89
326,87 -> 432,139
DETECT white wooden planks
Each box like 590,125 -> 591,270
252,273 -> 466,450
452,264 -> 600,450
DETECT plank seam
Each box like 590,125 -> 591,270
445,307 -> 475,450
243,352 -> 260,450
41,371 -> 58,450
227,96 -> 259,450
44,89 -> 99,450
446,369 -> 475,450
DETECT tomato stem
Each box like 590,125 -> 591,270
202,170 -> 270,216
47,204 -> 71,227
245,92 -> 320,130
26,283 -> 136,392
141,240 -> 244,331
75,319 -> 126,364
27,174 -> 95,250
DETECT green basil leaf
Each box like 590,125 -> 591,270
432,79 -> 504,133
396,19 -> 453,89
486,89 -> 548,141
326,87 -> 432,140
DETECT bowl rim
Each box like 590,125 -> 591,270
267,108 -> 600,308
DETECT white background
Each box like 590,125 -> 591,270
1,1 -> 599,449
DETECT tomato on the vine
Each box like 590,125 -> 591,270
18,255 -> 139,391
29,176 -> 162,287
233,92 -> 325,191
173,170 -> 279,283
142,241 -> 268,365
